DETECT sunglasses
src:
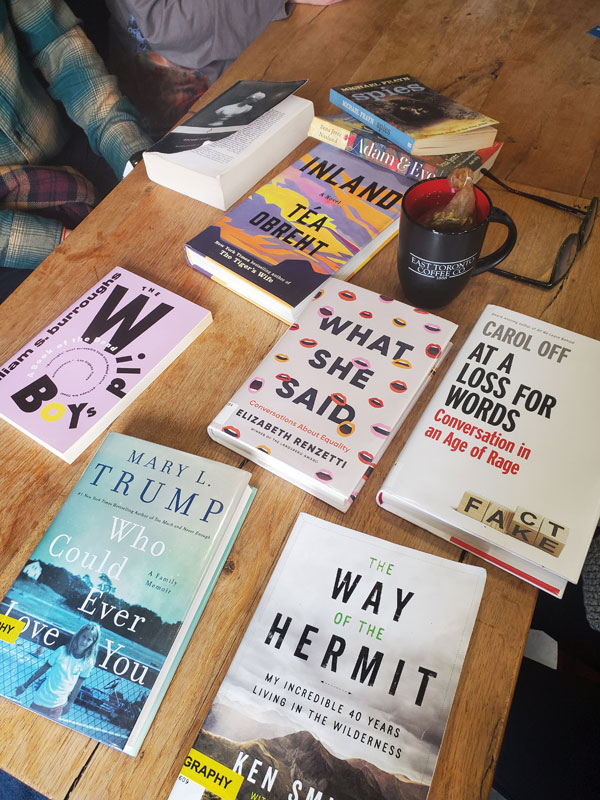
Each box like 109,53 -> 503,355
480,168 -> 598,288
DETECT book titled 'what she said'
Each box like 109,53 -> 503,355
208,280 -> 457,511
0,433 -> 255,755
168,513 -> 485,800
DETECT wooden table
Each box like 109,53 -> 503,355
1,1 -> 598,798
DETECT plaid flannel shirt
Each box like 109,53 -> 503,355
0,0 -> 151,270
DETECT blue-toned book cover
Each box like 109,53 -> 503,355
0,433 -> 254,755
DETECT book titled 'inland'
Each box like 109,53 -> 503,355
330,74 -> 498,156
184,142 -> 413,323
378,305 -> 600,596
208,279 -> 457,511
0,433 -> 255,756
168,513 -> 485,800
0,268 -> 211,463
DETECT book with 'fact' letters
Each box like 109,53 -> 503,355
378,305 -> 600,597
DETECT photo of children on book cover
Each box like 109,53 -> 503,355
169,514 -> 484,800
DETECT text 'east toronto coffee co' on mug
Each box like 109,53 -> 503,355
398,177 -> 517,308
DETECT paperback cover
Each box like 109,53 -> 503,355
330,75 -> 497,156
144,80 -> 313,210
0,268 -> 211,463
309,114 -> 503,182
378,305 -> 600,596
0,433 -> 255,756
184,143 -> 413,323
168,513 -> 486,800
208,279 -> 457,511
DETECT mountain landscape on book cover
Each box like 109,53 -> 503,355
0,433 -> 253,755
0,268 -> 211,462
185,143 -> 412,312
330,75 -> 497,143
378,305 -> 600,594
168,514 -> 485,800
208,279 -> 456,510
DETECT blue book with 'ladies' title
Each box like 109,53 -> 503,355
0,433 -> 255,755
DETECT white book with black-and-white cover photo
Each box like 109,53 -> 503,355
168,512 -> 485,800
208,279 -> 457,511
378,304 -> 600,597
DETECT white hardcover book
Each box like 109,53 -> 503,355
378,304 -> 600,597
208,279 -> 457,511
168,513 -> 485,800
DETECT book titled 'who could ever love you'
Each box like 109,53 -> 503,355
168,513 -> 485,800
0,433 -> 255,756
0,268 -> 211,463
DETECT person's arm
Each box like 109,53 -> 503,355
110,0 -> 295,70
0,209 -> 65,270
15,661 -> 50,695
62,675 -> 85,714
9,0 -> 151,178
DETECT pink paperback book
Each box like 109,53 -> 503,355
0,268 -> 212,462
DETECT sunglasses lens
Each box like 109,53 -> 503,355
581,197 -> 598,244
554,235 -> 578,282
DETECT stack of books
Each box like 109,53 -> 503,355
309,74 -> 502,182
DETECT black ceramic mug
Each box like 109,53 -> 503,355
398,177 -> 517,308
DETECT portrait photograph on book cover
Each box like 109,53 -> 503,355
149,79 -> 306,154
169,514 -> 485,800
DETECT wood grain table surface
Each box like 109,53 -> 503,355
1,1 -> 599,798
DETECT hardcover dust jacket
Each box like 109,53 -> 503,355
169,513 -> 485,800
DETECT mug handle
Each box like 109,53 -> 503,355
472,207 -> 518,274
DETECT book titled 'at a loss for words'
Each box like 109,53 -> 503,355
0,433 -> 255,756
168,513 -> 485,800
378,305 -> 600,597
0,268 -> 211,463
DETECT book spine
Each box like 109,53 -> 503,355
329,89 -> 416,152
307,117 -> 353,150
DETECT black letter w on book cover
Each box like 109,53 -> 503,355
169,513 -> 485,799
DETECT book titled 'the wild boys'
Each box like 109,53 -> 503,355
0,268 -> 211,463
168,513 -> 485,800
378,305 -> 600,597
0,433 -> 255,756
184,143 -> 413,323
208,280 -> 457,511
